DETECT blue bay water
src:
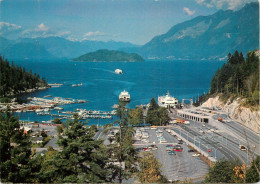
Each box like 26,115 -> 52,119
14,60 -> 225,125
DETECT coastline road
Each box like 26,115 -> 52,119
172,122 -> 253,164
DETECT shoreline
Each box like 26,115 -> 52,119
5,86 -> 51,99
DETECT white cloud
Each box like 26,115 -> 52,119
36,23 -> 49,32
183,7 -> 196,15
67,36 -> 79,42
82,31 -> 107,41
57,31 -> 71,37
84,31 -> 106,37
22,24 -> 72,39
22,23 -> 50,38
0,22 -> 22,36
196,0 -> 257,10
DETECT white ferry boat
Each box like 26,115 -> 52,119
115,69 -> 123,74
119,90 -> 130,102
158,91 -> 178,108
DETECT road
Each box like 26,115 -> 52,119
169,108 -> 259,165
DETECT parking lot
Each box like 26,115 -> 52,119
133,127 -> 209,182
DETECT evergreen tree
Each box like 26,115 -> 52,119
246,156 -> 260,183
0,110 -> 35,182
207,50 -> 259,106
158,107 -> 170,126
149,98 -> 159,111
205,159 -> 239,183
128,107 -> 143,126
146,98 -> 169,126
39,118 -> 112,183
0,55 -> 48,97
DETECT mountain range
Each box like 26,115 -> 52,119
124,2 -> 259,60
0,36 -> 139,61
0,2 -> 258,61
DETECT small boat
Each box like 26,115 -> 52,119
54,106 -> 64,110
112,104 -> 119,109
72,83 -> 83,87
44,95 -> 52,98
44,108 -> 50,112
115,69 -> 123,74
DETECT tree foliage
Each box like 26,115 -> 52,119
146,98 -> 169,126
205,160 -> 238,183
209,50 -> 259,106
138,152 -> 167,183
112,101 -> 137,182
205,158 -> 260,183
38,117 -> 113,183
128,107 -> 143,126
0,55 -> 48,97
0,110 -> 37,183
246,156 -> 260,183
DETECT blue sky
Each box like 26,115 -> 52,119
0,0 -> 258,45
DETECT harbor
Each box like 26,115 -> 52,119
0,60 -> 225,125
0,96 -> 116,122
0,97 -> 87,112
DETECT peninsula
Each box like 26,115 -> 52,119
72,49 -> 145,62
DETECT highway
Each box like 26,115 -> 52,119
169,107 -> 259,165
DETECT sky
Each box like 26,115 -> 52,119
0,0 -> 258,45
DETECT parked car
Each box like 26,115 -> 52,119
149,145 -> 158,150
143,147 -> 151,152
175,149 -> 182,152
168,151 -> 176,155
192,153 -> 200,157
188,149 -> 195,152
160,140 -> 167,143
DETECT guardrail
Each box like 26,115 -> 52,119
171,130 -> 217,164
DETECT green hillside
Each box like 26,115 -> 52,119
73,49 -> 144,62
0,56 -> 48,97
195,50 -> 259,107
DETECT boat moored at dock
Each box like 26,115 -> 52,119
158,91 -> 178,108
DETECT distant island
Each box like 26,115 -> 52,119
72,49 -> 145,62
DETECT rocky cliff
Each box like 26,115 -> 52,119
201,96 -> 260,133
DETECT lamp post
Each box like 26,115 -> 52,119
214,147 -> 219,159
225,134 -> 228,145
194,137 -> 201,150
246,147 -> 249,165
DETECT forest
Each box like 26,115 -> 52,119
0,55 -> 48,97
195,50 -> 259,107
